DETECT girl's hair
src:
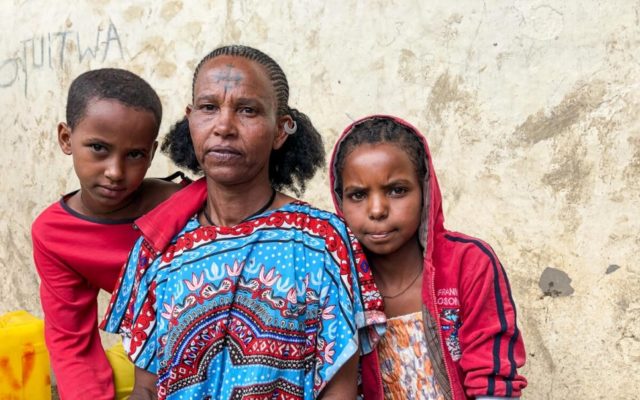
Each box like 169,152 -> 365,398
161,45 -> 325,196
334,117 -> 428,198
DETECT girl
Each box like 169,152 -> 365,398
330,115 -> 527,399
101,46 -> 385,400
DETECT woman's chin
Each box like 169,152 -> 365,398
203,170 -> 253,187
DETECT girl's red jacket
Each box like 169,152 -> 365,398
329,115 -> 527,399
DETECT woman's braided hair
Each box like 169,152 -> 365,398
162,45 -> 325,196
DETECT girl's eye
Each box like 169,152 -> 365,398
348,191 -> 366,201
389,187 -> 408,196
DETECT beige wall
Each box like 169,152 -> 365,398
1,1 -> 638,398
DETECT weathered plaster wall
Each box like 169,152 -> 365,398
1,1 -> 638,398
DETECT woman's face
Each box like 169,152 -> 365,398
187,55 -> 288,187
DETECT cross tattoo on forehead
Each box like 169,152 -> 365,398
214,64 -> 243,96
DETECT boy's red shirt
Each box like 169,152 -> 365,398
31,175 -> 190,399
32,198 -> 139,400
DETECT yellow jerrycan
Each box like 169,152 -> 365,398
0,310 -> 51,400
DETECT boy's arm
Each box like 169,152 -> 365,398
129,367 -> 157,400
32,234 -> 115,400
457,245 -> 527,399
140,173 -> 191,214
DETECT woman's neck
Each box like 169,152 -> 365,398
203,179 -> 276,226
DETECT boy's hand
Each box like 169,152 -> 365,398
129,367 -> 157,400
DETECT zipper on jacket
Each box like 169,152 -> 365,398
425,272 -> 456,400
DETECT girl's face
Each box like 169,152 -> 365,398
187,55 -> 289,187
341,142 -> 423,257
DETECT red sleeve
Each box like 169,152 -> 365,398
32,234 -> 115,400
456,243 -> 527,398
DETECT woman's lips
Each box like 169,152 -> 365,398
205,146 -> 242,162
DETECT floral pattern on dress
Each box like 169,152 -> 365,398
102,202 -> 386,400
377,312 -> 444,400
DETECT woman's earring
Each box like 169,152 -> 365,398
284,120 -> 297,135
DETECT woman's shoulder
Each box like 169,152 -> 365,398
281,201 -> 347,226
275,201 -> 352,244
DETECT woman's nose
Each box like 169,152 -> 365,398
213,108 -> 237,138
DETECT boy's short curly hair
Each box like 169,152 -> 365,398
66,68 -> 162,131
161,45 -> 325,196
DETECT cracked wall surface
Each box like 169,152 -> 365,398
1,1 -> 639,398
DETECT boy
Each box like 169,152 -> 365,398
32,68 -> 185,399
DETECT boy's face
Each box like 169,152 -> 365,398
58,98 -> 158,216
340,142 -> 422,257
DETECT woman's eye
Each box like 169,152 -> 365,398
239,106 -> 256,115
200,104 -> 218,111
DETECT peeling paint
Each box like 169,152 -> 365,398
427,72 -> 470,123
124,5 -> 144,22
617,307 -> 640,363
623,135 -> 640,190
155,60 -> 176,78
441,13 -> 464,44
539,267 -> 574,297
398,49 -> 417,83
606,264 -> 621,274
514,81 -> 607,145
160,1 -> 183,21
541,141 -> 592,204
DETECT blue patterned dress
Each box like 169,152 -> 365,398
102,202 -> 385,400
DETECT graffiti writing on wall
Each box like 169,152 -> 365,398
0,19 -> 124,95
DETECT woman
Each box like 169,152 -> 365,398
101,45 -> 385,400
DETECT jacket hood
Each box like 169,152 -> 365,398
328,114 -> 445,266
